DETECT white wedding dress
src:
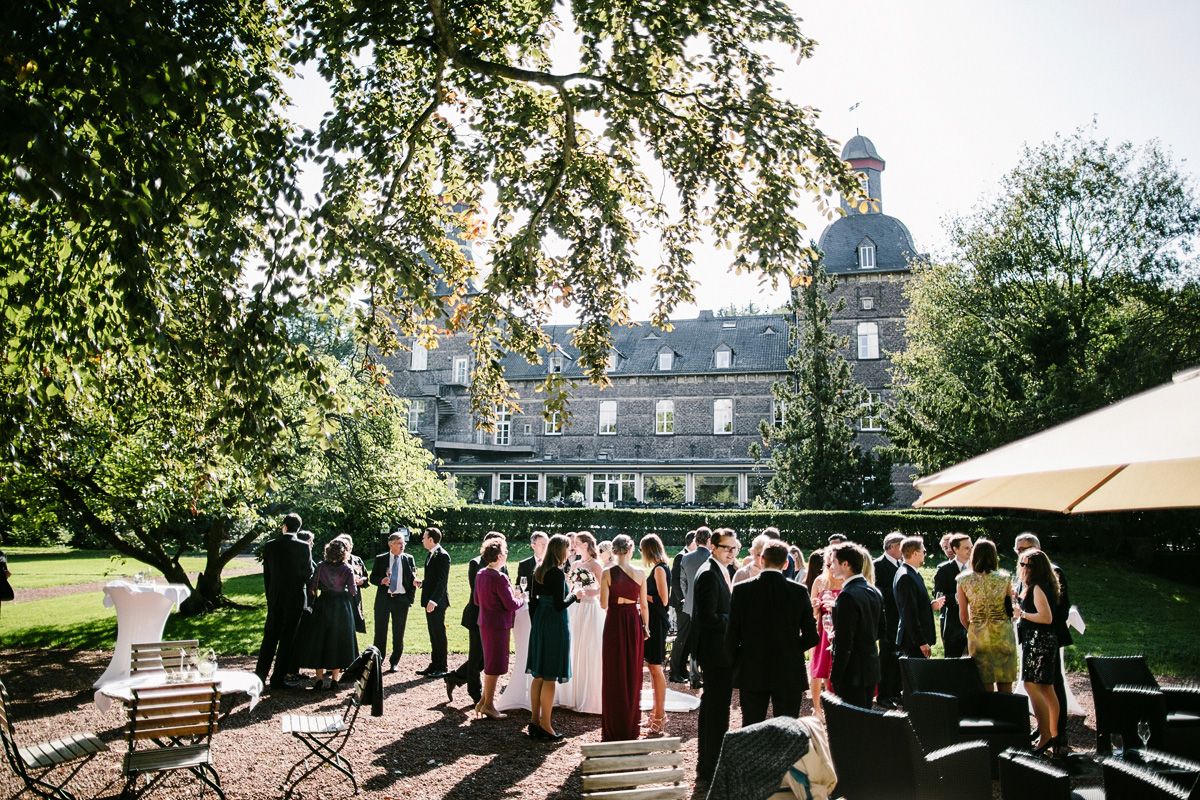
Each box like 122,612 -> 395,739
558,559 -> 605,714
494,603 -> 533,712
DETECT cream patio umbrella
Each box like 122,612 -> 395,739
912,366 -> 1200,513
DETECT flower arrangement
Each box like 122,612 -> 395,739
569,566 -> 596,588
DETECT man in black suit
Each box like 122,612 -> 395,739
369,530 -> 416,673
255,513 -> 315,689
446,531 -> 507,703
515,530 -> 548,591
830,543 -> 884,709
872,532 -> 904,708
1015,532 -> 1073,740
667,530 -> 696,681
934,533 -> 972,658
894,536 -> 945,659
694,527 -> 740,784
416,527 -> 451,676
727,539 -> 819,725
674,527 -> 712,687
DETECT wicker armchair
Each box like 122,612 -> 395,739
822,692 -> 991,800
1101,748 -> 1200,800
1087,655 -> 1200,759
998,749 -> 1105,800
899,656 -> 1029,771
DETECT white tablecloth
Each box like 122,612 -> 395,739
93,580 -> 191,688
94,668 -> 263,713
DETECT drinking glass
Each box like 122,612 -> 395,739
518,577 -> 528,593
197,648 -> 217,679
1110,733 -> 1125,757
1138,719 -> 1152,748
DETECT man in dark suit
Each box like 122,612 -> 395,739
674,527 -> 712,687
726,539 -> 820,725
934,533 -> 972,658
830,543 -> 884,709
872,531 -> 904,708
1015,532 -> 1073,740
446,531 -> 507,703
694,527 -> 739,784
369,530 -> 415,673
894,536 -> 945,659
255,513 -> 315,689
667,530 -> 696,682
515,530 -> 548,591
417,527 -> 451,676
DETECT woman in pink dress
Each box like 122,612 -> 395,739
808,548 -> 844,717
475,537 -> 524,720
599,534 -> 649,742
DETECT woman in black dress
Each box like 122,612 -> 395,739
297,539 -> 360,690
1014,548 -> 1061,756
527,534 -> 582,741
639,533 -> 670,734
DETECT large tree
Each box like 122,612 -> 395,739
751,255 -> 893,510
890,129 -> 1200,473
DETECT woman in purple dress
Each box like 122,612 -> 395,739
296,539 -> 360,690
599,534 -> 649,742
475,537 -> 524,719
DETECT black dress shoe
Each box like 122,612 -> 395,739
527,723 -> 551,741
428,670 -> 448,678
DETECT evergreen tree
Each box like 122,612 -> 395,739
751,254 -> 894,509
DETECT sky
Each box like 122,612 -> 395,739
286,1 -> 1200,324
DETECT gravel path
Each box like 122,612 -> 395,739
0,647 -> 1101,800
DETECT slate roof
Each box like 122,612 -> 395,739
841,134 -> 884,163
499,313 -> 792,379
817,212 -> 917,275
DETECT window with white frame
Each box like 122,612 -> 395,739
714,346 -> 731,369
598,400 -> 617,435
655,400 -> 675,435
606,350 -> 620,372
860,296 -> 875,311
497,473 -> 538,503
858,242 -> 876,269
548,353 -> 563,373
407,399 -> 424,432
494,408 -> 512,446
772,398 -> 786,427
453,356 -> 469,385
713,398 -> 733,434
860,391 -> 884,431
592,473 -> 636,503
857,322 -> 880,360
657,350 -> 674,371
544,410 -> 563,435
410,340 -> 428,371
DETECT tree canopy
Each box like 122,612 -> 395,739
889,129 -> 1200,473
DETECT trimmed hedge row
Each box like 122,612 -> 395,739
427,504 -> 1200,557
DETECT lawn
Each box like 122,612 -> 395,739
1,544 -> 1197,678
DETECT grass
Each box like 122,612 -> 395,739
0,546 -> 218,589
2,544 -> 1198,678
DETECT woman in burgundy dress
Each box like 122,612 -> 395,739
599,534 -> 650,742
475,536 -> 524,719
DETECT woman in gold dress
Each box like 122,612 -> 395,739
956,538 -> 1018,692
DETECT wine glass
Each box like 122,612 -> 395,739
1137,719 -> 1152,748
196,647 -> 217,679
518,577 -> 528,593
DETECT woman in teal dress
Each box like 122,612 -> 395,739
956,538 -> 1018,692
527,534 -> 582,741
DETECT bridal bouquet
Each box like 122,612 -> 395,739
569,566 -> 596,588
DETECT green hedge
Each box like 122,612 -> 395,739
427,505 -> 1200,557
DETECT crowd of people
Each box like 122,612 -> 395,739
255,515 -> 1075,784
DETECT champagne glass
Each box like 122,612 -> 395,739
1137,719 -> 1152,748
519,577 -> 528,593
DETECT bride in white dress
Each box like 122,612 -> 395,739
558,532 -> 605,714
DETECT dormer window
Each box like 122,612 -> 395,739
721,320 -> 736,329
606,350 -> 620,372
714,345 -> 732,369
548,353 -> 563,373
858,240 -> 876,269
657,348 -> 675,371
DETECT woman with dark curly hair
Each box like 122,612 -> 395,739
296,538 -> 360,690
1014,548 -> 1062,756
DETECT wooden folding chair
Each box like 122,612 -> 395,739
0,678 -> 107,800
279,658 -> 375,799
122,681 -> 223,799
580,737 -> 686,800
129,640 -> 200,674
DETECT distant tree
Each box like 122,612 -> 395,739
890,128 -> 1200,473
716,302 -> 763,317
751,254 -> 894,509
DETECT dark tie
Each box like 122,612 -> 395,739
390,555 -> 401,593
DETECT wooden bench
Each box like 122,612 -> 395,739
580,737 -> 687,800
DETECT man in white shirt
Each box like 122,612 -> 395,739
369,530 -> 416,672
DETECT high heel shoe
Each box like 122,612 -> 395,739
474,702 -> 506,720
644,713 -> 666,735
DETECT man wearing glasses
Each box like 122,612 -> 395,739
693,528 -> 740,784
1014,532 -> 1073,742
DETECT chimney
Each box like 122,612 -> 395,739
698,310 -> 714,320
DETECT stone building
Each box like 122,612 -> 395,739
386,133 -> 918,506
